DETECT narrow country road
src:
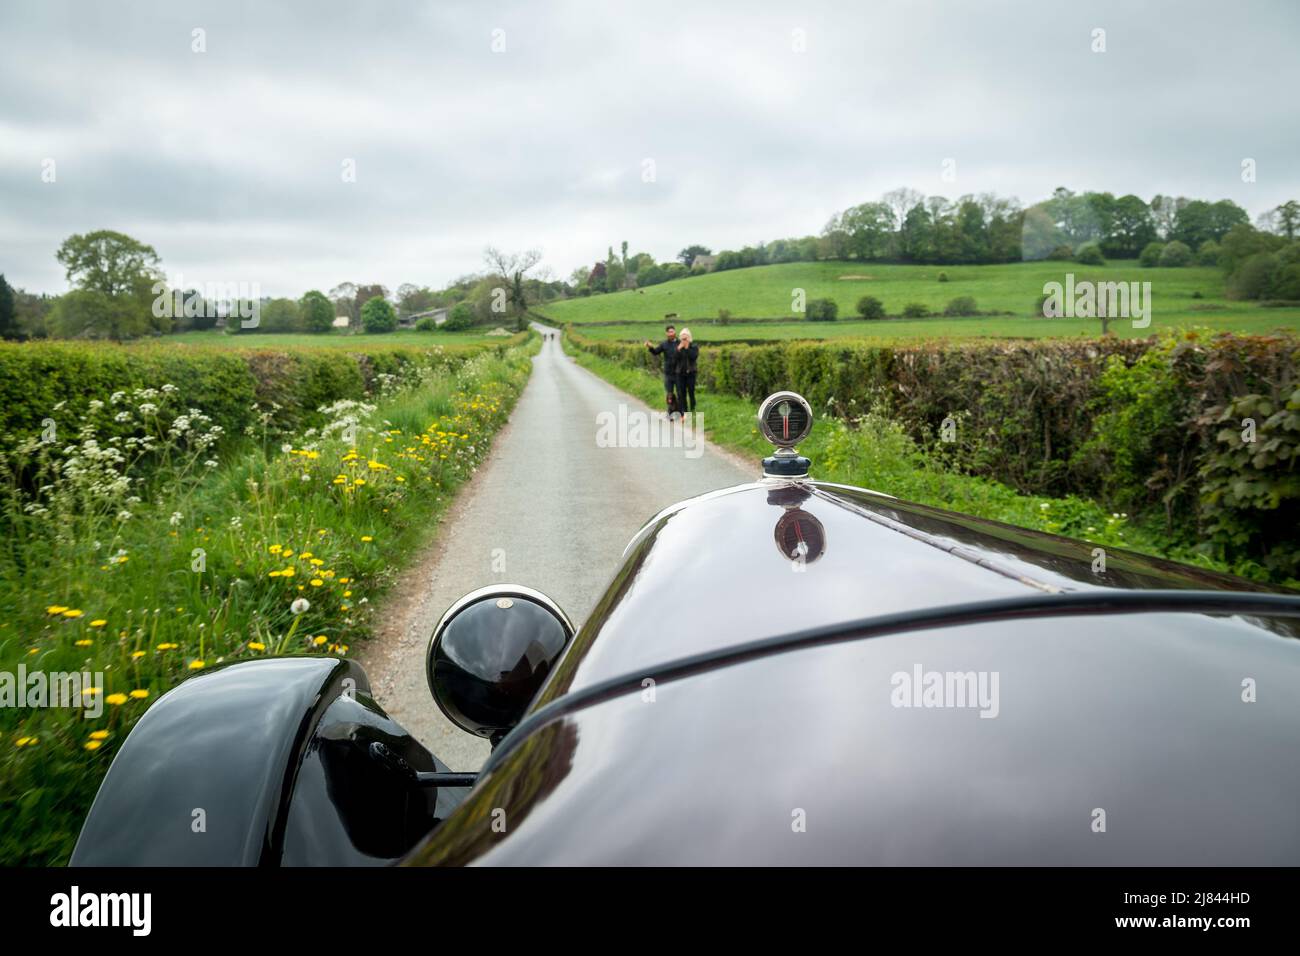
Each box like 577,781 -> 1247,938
358,326 -> 751,770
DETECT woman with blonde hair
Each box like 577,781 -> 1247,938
673,327 -> 699,419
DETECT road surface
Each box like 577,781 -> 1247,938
358,325 -> 751,770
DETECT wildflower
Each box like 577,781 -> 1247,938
105,693 -> 129,706
90,619 -> 107,627
170,512 -> 183,526
130,689 -> 149,699
15,736 -> 38,748
188,660 -> 205,670
361,536 -> 373,543
310,558 -> 324,566
46,605 -> 68,615
312,636 -> 327,646
343,590 -> 352,598
247,642 -> 265,652
353,478 -> 366,486
281,443 -> 293,454
300,552 -> 313,560
310,579 -> 323,587
269,544 -> 283,554
85,741 -> 103,751
75,639 -> 93,647
131,651 -> 146,660
291,598 -> 310,615
156,643 -> 178,651
62,609 -> 84,618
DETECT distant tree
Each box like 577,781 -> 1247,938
0,274 -> 17,339
1273,200 -> 1300,240
56,230 -> 161,298
805,298 -> 838,321
300,290 -> 335,333
49,289 -> 146,340
260,297 -> 302,333
881,187 -> 924,231
1195,240 -> 1221,267
856,295 -> 885,319
1158,240 -> 1193,267
443,303 -> 474,331
1139,241 -> 1165,267
677,245 -> 711,268
361,295 -> 397,333
329,282 -> 358,325
353,284 -> 388,324
1075,243 -> 1105,265
902,302 -> 929,318
396,283 -> 437,317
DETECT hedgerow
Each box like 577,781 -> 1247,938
568,327 -> 1299,580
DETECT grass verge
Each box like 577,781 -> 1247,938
0,336 -> 538,866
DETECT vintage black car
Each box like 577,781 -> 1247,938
72,392 -> 1300,866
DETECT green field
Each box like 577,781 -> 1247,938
164,329 -> 515,348
538,260 -> 1300,342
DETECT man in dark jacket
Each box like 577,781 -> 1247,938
644,324 -> 679,416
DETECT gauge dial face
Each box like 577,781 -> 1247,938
758,392 -> 813,447
774,509 -> 825,563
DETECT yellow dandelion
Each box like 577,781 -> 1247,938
247,642 -> 265,652
131,650 -> 146,659
353,478 -> 366,486
310,579 -> 323,587
310,558 -> 324,566
301,552 -> 314,560
46,605 -> 68,615
75,639 -> 93,647
129,689 -> 149,699
361,535 -> 373,543
90,730 -> 110,740
188,660 -> 205,670
89,619 -> 107,628
312,636 -> 327,646
343,590 -> 352,598
105,693 -> 128,706
62,609 -> 84,618
84,740 -> 103,751
156,643 -> 178,651
15,736 -> 38,748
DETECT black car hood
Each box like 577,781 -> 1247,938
404,480 -> 1300,865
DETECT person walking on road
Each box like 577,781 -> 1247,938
645,323 -> 680,418
673,327 -> 699,420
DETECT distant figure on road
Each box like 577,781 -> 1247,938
645,324 -> 680,418
673,328 -> 699,420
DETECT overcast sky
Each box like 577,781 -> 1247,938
1,0 -> 1297,296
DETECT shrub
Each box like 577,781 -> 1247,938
902,302 -> 929,318
943,296 -> 978,317
1158,240 -> 1193,267
1075,243 -> 1105,266
415,316 -> 438,331
856,296 -> 885,320
300,290 -> 335,333
806,298 -> 838,321
1047,245 -> 1075,261
718,308 -> 733,324
442,303 -> 474,331
361,296 -> 398,333
937,271 -> 949,283
1139,241 -> 1165,267
1195,239 -> 1221,267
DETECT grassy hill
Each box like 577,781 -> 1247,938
538,260 -> 1300,342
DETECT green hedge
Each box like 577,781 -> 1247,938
0,335 -> 528,449
569,327 -> 1300,580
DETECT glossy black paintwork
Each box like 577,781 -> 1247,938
72,657 -> 462,866
404,479 -> 1300,865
